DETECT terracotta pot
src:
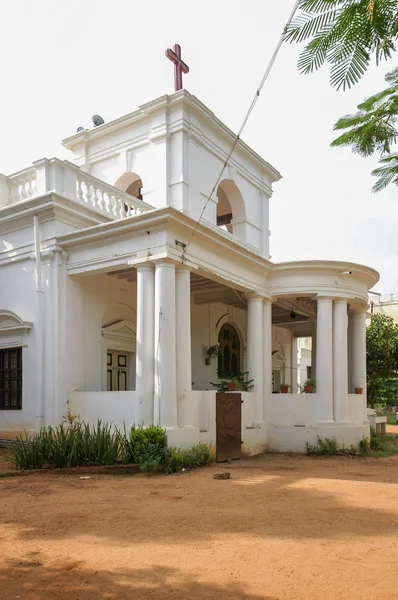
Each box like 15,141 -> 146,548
280,386 -> 289,394
304,385 -> 314,394
355,387 -> 363,394
227,382 -> 237,391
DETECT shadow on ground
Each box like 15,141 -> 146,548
0,560 -> 275,600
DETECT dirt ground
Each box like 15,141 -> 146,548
1,441 -> 398,600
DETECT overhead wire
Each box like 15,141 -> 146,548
182,0 -> 301,268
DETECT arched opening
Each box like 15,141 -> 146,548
217,323 -> 241,378
114,172 -> 143,201
216,179 -> 245,234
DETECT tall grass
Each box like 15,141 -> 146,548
8,421 -> 212,474
9,421 -> 120,470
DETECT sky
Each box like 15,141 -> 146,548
1,0 -> 397,292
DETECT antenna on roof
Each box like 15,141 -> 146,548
92,115 -> 105,127
76,126 -> 85,133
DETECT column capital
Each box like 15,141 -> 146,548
135,261 -> 155,273
245,292 -> 265,303
175,264 -> 191,275
333,297 -> 349,306
316,295 -> 334,302
154,258 -> 177,269
263,296 -> 276,305
349,300 -> 369,314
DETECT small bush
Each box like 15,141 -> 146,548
305,436 -> 339,456
359,438 -> 370,453
165,443 -> 212,473
128,425 -> 167,470
165,447 -> 185,473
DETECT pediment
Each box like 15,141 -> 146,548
272,341 -> 286,363
0,310 -> 32,335
102,319 -> 136,339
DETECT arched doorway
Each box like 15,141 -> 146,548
216,179 -> 245,234
217,323 -> 241,377
114,172 -> 143,200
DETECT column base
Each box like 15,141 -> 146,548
165,426 -> 200,450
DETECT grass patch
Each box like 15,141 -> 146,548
358,431 -> 398,458
305,437 -> 357,457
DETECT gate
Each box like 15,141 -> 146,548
216,393 -> 242,462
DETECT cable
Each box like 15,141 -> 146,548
182,0 -> 301,260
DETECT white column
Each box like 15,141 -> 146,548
333,299 -> 349,422
247,295 -> 264,422
135,264 -> 155,425
154,260 -> 177,428
176,266 -> 192,427
311,322 -> 317,383
291,337 -> 298,394
351,307 -> 367,421
316,297 -> 333,422
263,298 -> 273,421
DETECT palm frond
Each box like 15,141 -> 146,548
286,0 -> 398,89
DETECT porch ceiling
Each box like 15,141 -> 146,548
107,268 -> 320,334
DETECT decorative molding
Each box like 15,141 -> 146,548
0,310 -> 32,337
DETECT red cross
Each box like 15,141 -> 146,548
165,43 -> 189,92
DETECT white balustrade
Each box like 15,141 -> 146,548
4,159 -> 153,220
8,168 -> 37,203
75,172 -> 151,219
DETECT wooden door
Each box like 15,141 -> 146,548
216,392 -> 242,462
107,351 -> 128,391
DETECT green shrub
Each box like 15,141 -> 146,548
128,425 -> 167,468
165,443 -> 212,473
165,447 -> 185,473
359,438 -> 370,453
305,436 -> 339,456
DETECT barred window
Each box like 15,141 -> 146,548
0,347 -> 22,410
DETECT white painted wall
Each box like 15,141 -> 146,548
191,302 -> 247,391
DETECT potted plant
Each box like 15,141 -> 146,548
228,378 -> 238,391
210,372 -> 254,393
304,379 -> 315,393
279,383 -> 290,393
355,387 -> 363,394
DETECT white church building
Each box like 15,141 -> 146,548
0,90 -> 379,454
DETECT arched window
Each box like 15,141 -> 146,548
217,323 -> 240,378
114,173 -> 143,201
216,179 -> 246,234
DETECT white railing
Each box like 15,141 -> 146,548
75,171 -> 152,218
8,167 -> 37,203
3,159 -> 153,219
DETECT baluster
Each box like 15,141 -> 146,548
90,185 -> 97,207
19,180 -> 27,199
125,202 -> 132,218
76,179 -> 83,202
115,198 -> 124,219
97,189 -> 105,211
27,177 -> 35,197
103,192 -> 110,213
9,184 -> 18,202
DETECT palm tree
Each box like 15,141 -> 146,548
285,0 -> 398,91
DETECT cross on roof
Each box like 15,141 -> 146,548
165,43 -> 189,92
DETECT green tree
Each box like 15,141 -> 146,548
285,1 -> 398,190
332,67 -> 398,191
367,313 -> 398,406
